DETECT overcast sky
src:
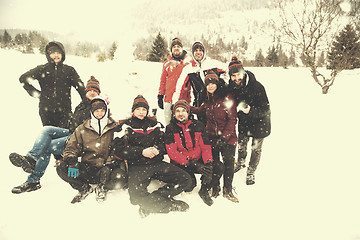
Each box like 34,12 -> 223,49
0,0 -> 150,42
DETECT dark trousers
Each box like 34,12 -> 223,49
57,162 -> 127,191
212,144 -> 236,189
238,133 -> 264,175
39,108 -> 72,129
174,160 -> 224,192
127,161 -> 191,213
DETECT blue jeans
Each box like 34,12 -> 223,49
27,126 -> 71,183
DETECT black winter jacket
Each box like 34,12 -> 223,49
19,41 -> 86,113
113,116 -> 166,166
228,70 -> 271,138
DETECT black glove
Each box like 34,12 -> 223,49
157,94 -> 164,109
187,159 -> 213,177
214,137 -> 227,150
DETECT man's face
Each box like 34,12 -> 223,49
93,109 -> 106,119
193,48 -> 204,62
174,107 -> 189,123
172,44 -> 182,57
49,51 -> 62,64
85,90 -> 99,101
231,72 -> 245,85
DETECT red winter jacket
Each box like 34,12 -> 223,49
164,119 -> 213,165
191,93 -> 237,147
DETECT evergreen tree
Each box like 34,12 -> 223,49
266,45 -> 279,66
109,42 -> 118,60
327,24 -> 360,70
2,30 -> 12,47
147,32 -> 168,62
254,49 -> 265,67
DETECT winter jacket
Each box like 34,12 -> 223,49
191,92 -> 237,147
228,70 -> 271,138
19,41 -> 86,113
69,98 -> 92,132
63,97 -> 119,168
113,116 -> 167,166
158,51 -> 192,103
164,119 -> 213,166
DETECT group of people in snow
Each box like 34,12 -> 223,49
10,38 -> 271,217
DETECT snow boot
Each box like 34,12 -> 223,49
211,185 -> 221,198
12,181 -> 41,194
246,174 -> 255,185
223,187 -> 239,203
198,187 -> 213,206
71,185 -> 93,204
170,199 -> 189,212
9,152 -> 36,173
95,184 -> 107,202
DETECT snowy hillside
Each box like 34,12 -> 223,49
1,49 -> 360,240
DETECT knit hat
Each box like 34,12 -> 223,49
170,37 -> 183,51
91,98 -> 107,114
228,56 -> 245,76
173,99 -> 190,114
47,45 -> 62,55
86,76 -> 101,95
192,41 -> 205,55
132,95 -> 149,113
204,69 -> 219,86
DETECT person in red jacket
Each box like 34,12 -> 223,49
157,37 -> 192,126
191,70 -> 239,203
164,99 -> 224,206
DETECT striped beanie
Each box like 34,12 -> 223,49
204,69 -> 219,86
86,76 -> 101,95
228,56 -> 245,76
192,41 -> 205,55
132,95 -> 149,112
170,37 -> 183,50
173,99 -> 190,114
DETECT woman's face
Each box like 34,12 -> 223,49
206,83 -> 217,94
93,109 -> 106,119
133,107 -> 148,120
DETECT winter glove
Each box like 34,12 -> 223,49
157,94 -> 164,109
68,163 -> 79,178
214,137 -> 227,150
187,160 -> 213,178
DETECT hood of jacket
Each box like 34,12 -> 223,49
45,41 -> 66,64
90,96 -> 110,135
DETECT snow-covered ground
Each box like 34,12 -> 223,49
1,49 -> 360,240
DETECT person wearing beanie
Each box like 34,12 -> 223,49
191,69 -> 239,203
158,37 -> 192,126
164,99 -> 224,206
175,41 -> 227,125
57,96 -> 127,203
10,76 -> 103,194
227,56 -> 271,185
113,95 -> 191,217
19,41 -> 86,128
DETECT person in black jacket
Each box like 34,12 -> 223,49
113,95 -> 192,217
227,57 -> 271,185
164,99 -> 224,206
19,41 -> 86,128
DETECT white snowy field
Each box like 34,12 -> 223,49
0,49 -> 360,240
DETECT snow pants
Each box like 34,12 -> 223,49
212,144 -> 236,189
173,160 -> 224,192
27,126 -> 70,183
127,161 -> 191,213
57,162 -> 127,192
238,133 -> 264,175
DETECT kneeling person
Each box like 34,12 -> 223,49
164,100 -> 224,206
57,96 -> 127,203
113,95 -> 191,217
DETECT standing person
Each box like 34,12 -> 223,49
191,70 -> 239,203
178,41 -> 226,124
157,37 -> 192,126
10,77 -> 103,194
114,95 -> 191,217
56,96 -> 126,203
227,57 -> 271,185
165,99 -> 224,206
19,41 -> 86,128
